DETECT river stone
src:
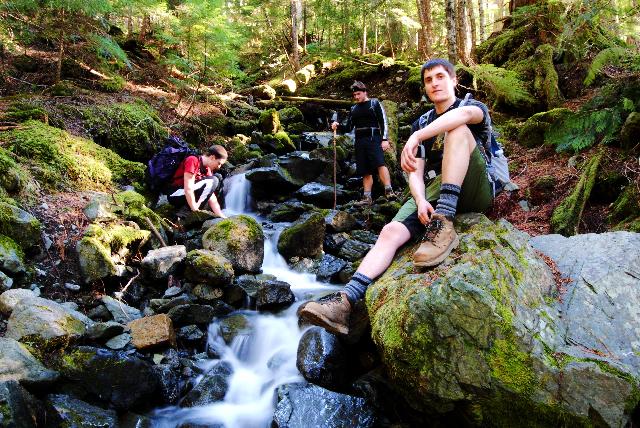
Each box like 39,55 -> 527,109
141,245 -> 187,280
57,346 -> 159,411
47,394 -> 118,428
0,271 -> 12,291
295,182 -> 350,208
167,303 -> 230,326
181,361 -> 233,407
192,283 -> 224,302
177,325 -> 205,344
184,249 -> 234,286
105,333 -> 131,350
0,338 -> 59,388
273,382 -> 376,427
337,239 -> 371,262
202,215 -> 264,273
218,313 -> 251,345
86,321 -> 126,341
182,210 -> 217,229
128,314 -> 176,350
6,296 -> 91,342
255,280 -> 295,312
0,381 -> 50,427
325,210 -> 357,233
324,232 -> 349,254
76,237 -> 119,284
367,213 -> 640,427
296,327 -> 348,390
245,166 -> 303,198
101,295 -> 142,324
350,230 -> 378,245
83,193 -> 116,221
152,295 -> 194,313
0,235 -> 25,275
153,363 -> 181,405
278,212 -> 326,259
316,254 -> 348,283
268,201 -> 314,222
0,202 -> 42,251
278,152 -> 329,184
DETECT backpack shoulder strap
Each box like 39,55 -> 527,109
459,93 -> 472,107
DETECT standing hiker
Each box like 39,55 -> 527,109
331,81 -> 396,205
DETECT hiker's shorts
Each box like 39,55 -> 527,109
168,176 -> 220,208
393,146 -> 493,239
355,135 -> 385,176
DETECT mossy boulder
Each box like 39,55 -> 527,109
228,118 -> 258,136
278,107 -> 304,125
620,112 -> 640,150
83,101 -> 166,162
295,64 -> 316,84
275,79 -> 297,95
609,185 -> 640,231
0,234 -> 25,275
245,165 -> 304,199
261,131 -> 296,154
97,75 -> 126,93
517,108 -> 573,148
551,151 -> 602,236
533,44 -> 564,109
277,212 -> 325,259
247,85 -> 276,100
258,109 -> 282,135
0,147 -> 30,195
0,202 -> 41,251
184,249 -> 234,286
46,80 -> 79,97
405,66 -> 423,99
202,215 -> 264,273
2,121 -> 145,191
368,213 -> 639,426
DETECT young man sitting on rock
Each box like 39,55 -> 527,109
168,144 -> 228,219
299,58 -> 495,335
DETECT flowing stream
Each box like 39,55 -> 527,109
152,173 -> 339,427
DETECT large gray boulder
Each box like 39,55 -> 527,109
141,245 -> 187,280
202,215 -> 264,273
0,338 -> 59,388
296,327 -> 348,390
278,152 -> 331,184
367,214 -> 640,427
245,166 -> 303,198
46,394 -> 118,428
0,235 -> 25,275
184,249 -> 235,286
0,202 -> 41,251
180,361 -> 233,407
0,289 -> 36,316
277,212 -> 326,259
0,381 -> 50,427
295,182 -> 352,208
6,296 -> 92,342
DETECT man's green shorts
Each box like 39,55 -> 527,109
393,146 -> 493,237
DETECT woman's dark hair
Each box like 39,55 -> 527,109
350,81 -> 367,92
206,144 -> 228,159
420,58 -> 456,84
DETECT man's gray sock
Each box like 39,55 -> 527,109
434,183 -> 461,218
343,272 -> 373,304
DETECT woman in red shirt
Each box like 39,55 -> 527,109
168,145 -> 228,218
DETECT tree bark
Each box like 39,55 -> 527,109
509,0 -> 538,13
140,14 -> 151,42
56,10 -> 65,84
468,0 -> 477,52
291,0 -> 300,71
495,0 -> 504,31
478,0 -> 486,42
416,0 -> 433,59
446,0 -> 457,64
455,0 -> 470,64
361,12 -> 367,55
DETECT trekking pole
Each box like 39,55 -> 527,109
333,128 -> 337,210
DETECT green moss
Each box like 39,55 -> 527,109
112,190 -> 165,232
517,108 -> 573,148
277,107 -> 304,125
0,234 -> 24,260
488,338 -> 537,396
405,66 -> 423,97
609,185 -> 640,223
98,75 -> 126,93
551,151 -> 602,236
262,131 -> 295,154
47,80 -> 78,97
2,101 -> 48,123
258,108 -> 281,134
228,118 -> 257,135
533,44 -> 563,109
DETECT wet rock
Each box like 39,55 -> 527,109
86,321 -> 126,341
6,296 -> 91,342
56,346 -> 159,411
181,361 -> 233,407
0,337 -> 59,388
141,245 -> 187,280
268,201 -> 314,222
184,249 -> 234,286
87,304 -> 114,322
218,314 -> 250,345
182,210 -> 217,229
47,394 -> 118,428
83,193 -> 117,221
0,271 -> 12,291
0,381 -> 50,427
101,295 -> 142,324
105,333 -> 131,350
255,280 -> 295,312
620,111 -> 640,150
325,210 -> 357,233
245,166 -> 303,198
192,283 -> 224,302
296,327 -> 348,390
278,212 -> 326,259
323,232 -> 349,254
273,382 -> 376,427
337,239 -> 371,262
167,303 -> 230,326
153,364 -> 182,405
316,254 -> 348,283
177,325 -> 205,345
0,235 -> 25,275
295,182 -> 350,208
0,288 -> 35,316
278,151 -> 330,184
350,230 -> 378,245
0,202 -> 42,252
128,314 -> 176,350
202,215 -> 264,273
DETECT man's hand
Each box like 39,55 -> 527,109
401,135 -> 421,172
381,140 -> 390,152
331,121 -> 339,131
417,199 -> 434,225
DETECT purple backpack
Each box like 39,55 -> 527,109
146,136 -> 198,193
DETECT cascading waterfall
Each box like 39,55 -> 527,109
152,171 -> 339,428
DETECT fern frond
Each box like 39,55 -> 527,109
458,64 -> 535,108
547,107 -> 623,152
89,34 -> 131,70
584,47 -> 635,86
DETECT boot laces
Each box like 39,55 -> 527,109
422,217 -> 444,242
316,292 -> 345,307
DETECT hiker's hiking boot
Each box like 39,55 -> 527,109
354,194 -> 373,207
385,189 -> 397,200
297,292 -> 351,335
413,213 -> 459,267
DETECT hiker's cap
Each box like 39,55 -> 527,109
350,81 -> 367,92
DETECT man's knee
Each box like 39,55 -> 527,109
444,125 -> 476,150
378,221 -> 411,246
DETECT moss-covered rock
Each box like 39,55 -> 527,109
83,101 -> 166,162
533,44 -> 564,109
0,202 -> 41,251
1,121 -> 145,192
277,212 -> 325,259
517,108 -> 573,148
278,107 -> 304,125
381,100 -> 399,177
248,84 -> 276,100
228,118 -> 258,136
97,75 -> 126,93
551,150 -> 602,236
608,185 -> 640,231
258,108 -> 281,135
202,215 -> 264,273
1,101 -> 48,124
275,79 -> 297,95
261,131 -> 296,154
620,112 -> 640,150
111,191 -> 166,244
368,214 -> 639,426
46,80 -> 79,97
405,66 -> 424,99
295,64 -> 316,84
184,249 -> 234,286
0,234 -> 25,275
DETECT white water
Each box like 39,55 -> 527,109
152,173 -> 338,428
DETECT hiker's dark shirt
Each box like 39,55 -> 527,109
337,99 -> 388,140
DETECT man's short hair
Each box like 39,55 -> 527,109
206,144 -> 227,160
420,58 -> 456,83
350,81 -> 367,92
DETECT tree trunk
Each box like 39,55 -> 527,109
302,0 -> 307,53
468,0 -> 477,53
509,0 -> 538,13
478,0 -> 486,42
291,0 -> 300,71
495,0 -> 504,31
446,0 -> 457,64
56,10 -> 65,84
385,6 -> 395,58
127,5 -> 133,38
455,0 -> 469,64
416,0 -> 433,59
140,14 -> 151,42
361,12 -> 367,55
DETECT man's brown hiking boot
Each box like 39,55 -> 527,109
297,292 -> 351,335
413,213 -> 459,267
353,194 -> 373,207
385,189 -> 397,200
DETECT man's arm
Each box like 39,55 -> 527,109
183,172 -> 199,211
401,105 -> 484,172
331,107 -> 353,133
408,157 -> 435,224
373,99 -> 391,151
207,193 -> 226,218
